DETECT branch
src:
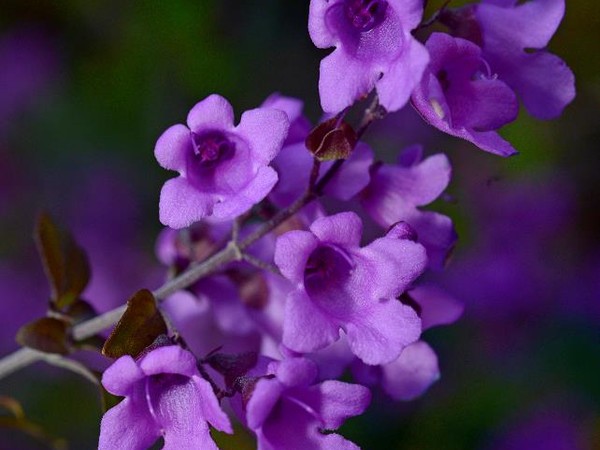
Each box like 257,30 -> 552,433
0,94 -> 383,381
0,192 -> 315,381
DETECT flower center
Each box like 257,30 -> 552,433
190,131 -> 235,168
346,0 -> 388,32
304,244 -> 354,297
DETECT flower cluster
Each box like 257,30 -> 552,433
91,1 -> 575,448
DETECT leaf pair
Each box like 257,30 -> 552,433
16,213 -> 94,355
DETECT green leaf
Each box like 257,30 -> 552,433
305,117 -> 357,161
102,289 -> 168,359
15,318 -> 70,355
34,212 -> 91,310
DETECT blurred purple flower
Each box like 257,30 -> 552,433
352,340 -> 439,400
438,175 -> 574,320
0,27 -> 59,130
489,408 -> 588,450
260,93 -> 312,146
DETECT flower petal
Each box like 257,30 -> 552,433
99,396 -> 158,450
345,299 -> 421,365
139,345 -> 197,378
246,377 -> 284,429
187,94 -> 235,132
283,290 -> 340,353
309,212 -> 363,248
301,380 -> 371,429
381,340 -> 440,400
154,124 -> 191,173
238,108 -> 289,164
211,166 -> 278,221
275,230 -> 319,284
101,355 -> 145,397
159,177 -> 214,229
323,143 -> 374,201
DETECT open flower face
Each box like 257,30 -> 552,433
155,94 -> 289,228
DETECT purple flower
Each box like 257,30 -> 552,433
155,94 -> 289,228
489,407 -> 586,450
274,212 -> 426,365
351,283 -> 462,400
360,145 -> 457,269
309,0 -> 429,113
352,340 -> 440,400
243,357 -> 370,449
411,32 -> 519,156
475,0 -> 575,120
99,345 -> 232,450
260,93 -> 312,146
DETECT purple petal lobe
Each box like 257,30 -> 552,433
102,355 -> 145,396
410,284 -> 464,330
187,94 -> 234,131
283,290 -> 340,353
309,212 -> 363,248
275,230 -> 319,284
155,124 -> 192,172
381,340 -> 440,400
303,380 -> 371,429
99,396 -> 159,450
238,108 -> 290,163
345,299 -> 421,365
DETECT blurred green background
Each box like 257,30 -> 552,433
0,0 -> 599,448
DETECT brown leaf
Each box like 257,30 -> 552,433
15,317 -> 70,355
35,213 -> 65,302
102,289 -> 168,359
34,212 -> 91,310
66,299 -> 98,324
305,117 -> 357,161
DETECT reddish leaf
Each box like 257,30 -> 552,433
59,235 -> 91,309
305,117 -> 357,161
35,213 -> 65,302
34,212 -> 91,310
102,289 -> 168,359
66,299 -> 97,324
16,317 -> 70,355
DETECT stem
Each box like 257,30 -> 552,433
0,193 -> 315,381
0,89 -> 385,382
242,253 -> 281,276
